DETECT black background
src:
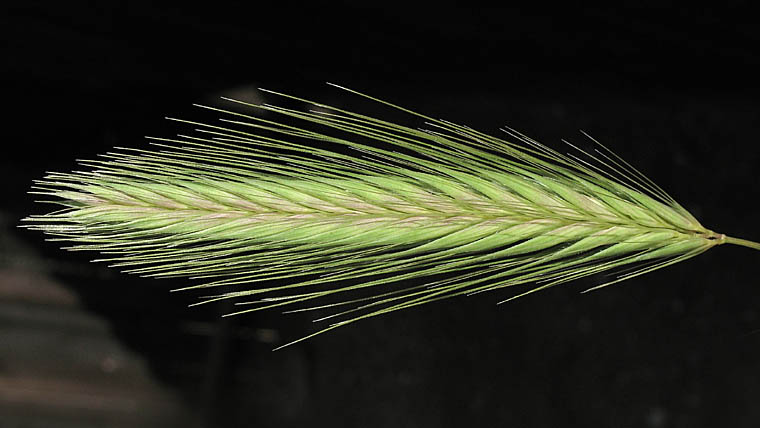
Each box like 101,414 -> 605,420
2,2 -> 760,427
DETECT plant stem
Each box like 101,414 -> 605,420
725,236 -> 760,251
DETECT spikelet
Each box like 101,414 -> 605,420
23,85 -> 760,348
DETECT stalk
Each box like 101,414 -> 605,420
724,236 -> 760,251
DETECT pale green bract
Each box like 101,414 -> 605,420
24,85 -> 760,348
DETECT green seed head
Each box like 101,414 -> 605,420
23,85 -> 757,347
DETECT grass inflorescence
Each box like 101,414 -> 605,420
23,84 -> 759,348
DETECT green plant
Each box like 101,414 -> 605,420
24,85 -> 759,348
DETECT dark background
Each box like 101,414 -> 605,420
2,2 -> 760,427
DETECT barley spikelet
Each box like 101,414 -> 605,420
24,85 -> 760,348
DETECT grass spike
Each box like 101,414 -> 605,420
22,85 -> 758,348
